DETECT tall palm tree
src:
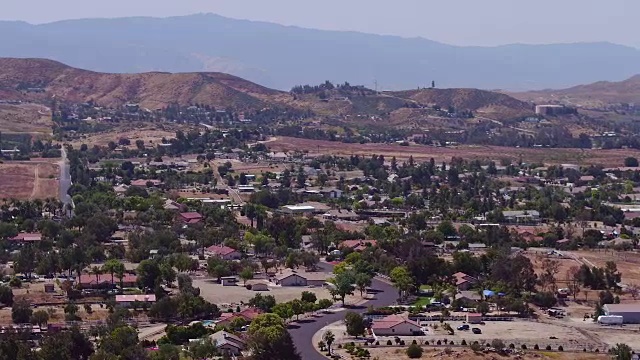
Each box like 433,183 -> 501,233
90,266 -> 103,285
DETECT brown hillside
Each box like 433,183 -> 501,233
512,75 -> 640,106
0,58 -> 285,109
391,88 -> 533,120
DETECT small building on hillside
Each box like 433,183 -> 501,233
281,205 -> 316,216
371,315 -> 422,336
216,308 -> 263,327
502,210 -> 540,224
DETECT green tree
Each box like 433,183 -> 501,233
240,267 -> 254,285
611,343 -> 633,360
290,299 -> 305,321
30,310 -> 50,327
323,330 -> 336,351
0,285 -> 13,306
301,291 -> 317,304
624,157 -> 639,167
272,302 -> 294,323
102,259 -> 125,286
137,260 -> 162,289
248,313 -> 301,360
355,273 -> 372,297
248,293 -> 277,312
476,302 -> 490,315
331,271 -> 355,305
344,311 -> 365,337
39,327 -> 94,360
406,343 -> 423,358
390,266 -> 414,299
12,298 -> 32,324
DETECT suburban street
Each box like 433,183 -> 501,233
289,263 -> 397,360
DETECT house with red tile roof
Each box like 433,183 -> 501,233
130,179 -> 162,187
10,233 -> 43,243
453,272 -> 477,291
205,245 -> 242,260
178,212 -> 203,224
371,314 -> 421,336
339,239 -> 377,252
216,308 -> 262,327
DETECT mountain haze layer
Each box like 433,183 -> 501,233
1,14 -> 639,91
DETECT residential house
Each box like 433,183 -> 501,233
275,271 -> 327,287
339,239 -> 377,252
322,209 -> 359,221
216,308 -> 262,327
130,179 -> 162,187
179,212 -> 203,224
115,294 -> 157,307
502,210 -> 541,224
205,245 -> 242,260
453,272 -> 477,291
458,291 -> 482,303
10,233 -> 43,243
370,315 -> 422,336
209,331 -> 246,356
164,199 -> 185,211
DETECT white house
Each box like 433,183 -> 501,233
209,331 -> 246,356
275,271 -> 327,287
115,294 -> 157,307
371,315 -> 422,336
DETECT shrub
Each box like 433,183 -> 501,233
595,349 -> 600,353
436,340 -> 441,345
491,339 -> 505,350
583,348 -> 587,352
406,343 -> 423,359
509,343 -> 515,349
449,341 -> 454,345
534,344 -> 539,350
444,347 -> 453,355
545,345 -> 552,351
412,340 -> 417,345
375,341 -> 379,346
470,343 -> 483,353
387,340 -> 393,346
338,344 -> 343,349
558,345 -> 563,351
400,340 -> 405,346
521,344 -> 527,350
424,341 -> 429,345
461,340 -> 467,346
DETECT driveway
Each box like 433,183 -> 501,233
288,263 -> 397,360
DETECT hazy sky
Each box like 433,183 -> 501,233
2,0 -> 639,48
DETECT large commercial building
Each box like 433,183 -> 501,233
603,304 -> 640,323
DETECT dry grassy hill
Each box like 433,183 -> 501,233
391,88 -> 534,120
0,58 -> 286,109
512,75 -> 640,107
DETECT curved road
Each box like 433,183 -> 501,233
289,264 -> 397,360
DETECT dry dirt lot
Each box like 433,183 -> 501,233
0,160 -> 59,200
66,125 -> 182,148
335,347 -> 609,360
269,136 -> 636,166
567,250 -> 640,285
193,278 -> 360,310
0,103 -> 53,136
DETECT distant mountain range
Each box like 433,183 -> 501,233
512,75 -> 640,107
1,14 -> 639,91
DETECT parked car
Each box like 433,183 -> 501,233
472,328 -> 482,334
457,324 -> 470,331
